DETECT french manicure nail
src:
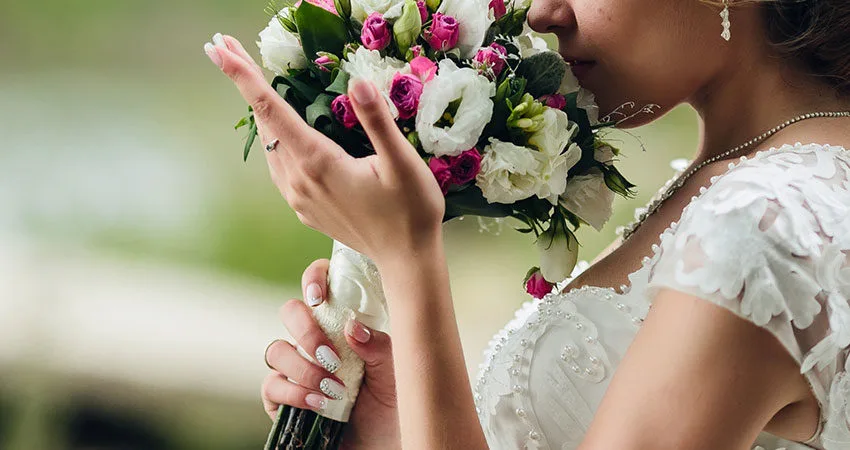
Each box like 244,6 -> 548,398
212,32 -> 226,47
306,283 -> 323,307
320,378 -> 345,400
204,43 -> 222,68
346,318 -> 371,344
351,80 -> 376,104
315,345 -> 341,373
305,393 -> 327,411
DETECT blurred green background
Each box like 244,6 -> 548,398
0,0 -> 698,448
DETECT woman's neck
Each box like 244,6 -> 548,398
688,54 -> 850,163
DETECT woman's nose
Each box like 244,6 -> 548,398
526,0 -> 575,34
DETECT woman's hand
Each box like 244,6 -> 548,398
262,259 -> 400,449
207,34 -> 445,266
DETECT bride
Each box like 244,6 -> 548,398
205,0 -> 850,448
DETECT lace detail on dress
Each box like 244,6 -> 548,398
645,143 -> 850,450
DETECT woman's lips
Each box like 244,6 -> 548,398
568,61 -> 596,81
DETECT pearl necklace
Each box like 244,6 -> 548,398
620,111 -> 850,240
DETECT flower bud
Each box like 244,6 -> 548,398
524,268 -> 555,300
361,12 -> 392,50
393,0 -> 422,54
536,225 -> 579,283
331,94 -> 359,129
489,0 -> 507,19
424,13 -> 459,51
314,52 -> 340,72
539,93 -> 567,110
416,0 -> 429,22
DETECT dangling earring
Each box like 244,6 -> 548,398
720,0 -> 731,41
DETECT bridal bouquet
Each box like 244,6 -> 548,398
234,0 -> 634,447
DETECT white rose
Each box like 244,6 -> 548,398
341,47 -> 410,119
351,0 -> 406,24
437,0 -> 494,59
476,138 -> 546,204
536,226 -> 579,283
559,169 -> 614,231
257,11 -> 308,75
416,59 -> 495,157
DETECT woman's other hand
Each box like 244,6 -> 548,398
261,259 -> 400,449
207,34 -> 445,267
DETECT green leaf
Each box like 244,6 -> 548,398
234,116 -> 250,130
273,74 -> 322,104
393,0 -> 422,54
333,0 -> 351,20
443,185 -> 514,222
516,51 -> 567,97
295,1 -> 349,60
603,166 -> 637,198
326,69 -> 350,95
275,82 -> 291,100
243,121 -> 258,162
306,93 -> 336,127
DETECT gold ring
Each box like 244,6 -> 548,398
264,338 -> 285,370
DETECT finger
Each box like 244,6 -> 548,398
347,79 -> 418,173
344,318 -> 397,406
262,372 -> 332,417
210,41 -> 313,147
301,259 -> 330,307
217,34 -> 264,78
279,299 -> 342,373
265,340 -> 346,399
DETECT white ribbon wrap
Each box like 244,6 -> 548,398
313,240 -> 389,422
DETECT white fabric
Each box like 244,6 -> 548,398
474,143 -> 850,449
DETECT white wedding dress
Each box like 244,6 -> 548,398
473,143 -> 850,450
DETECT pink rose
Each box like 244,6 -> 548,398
361,12 -> 392,50
447,148 -> 482,185
525,269 -> 555,299
489,0 -> 507,19
424,13 -> 459,51
540,93 -> 567,110
390,73 -> 424,120
428,157 -> 453,195
474,43 -> 507,77
416,0 -> 429,22
331,94 -> 359,129
409,45 -> 425,59
410,56 -> 437,82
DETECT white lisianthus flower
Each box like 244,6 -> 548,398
559,169 -> 614,231
341,47 -> 410,119
527,108 -> 583,203
577,88 -> 600,125
437,0 -> 494,59
476,138 -> 546,204
594,144 -> 615,166
257,11 -> 308,74
557,69 -> 581,95
536,226 -> 579,283
416,59 -> 495,157
514,32 -> 549,58
351,0 -> 406,24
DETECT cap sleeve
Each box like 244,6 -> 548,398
644,150 -> 850,449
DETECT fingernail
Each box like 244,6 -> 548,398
212,32 -> 226,48
319,378 -> 345,400
204,43 -> 222,68
351,80 -> 376,104
305,393 -> 327,411
345,318 -> 371,344
306,283 -> 323,307
315,345 -> 341,373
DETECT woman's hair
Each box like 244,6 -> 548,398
704,0 -> 850,95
